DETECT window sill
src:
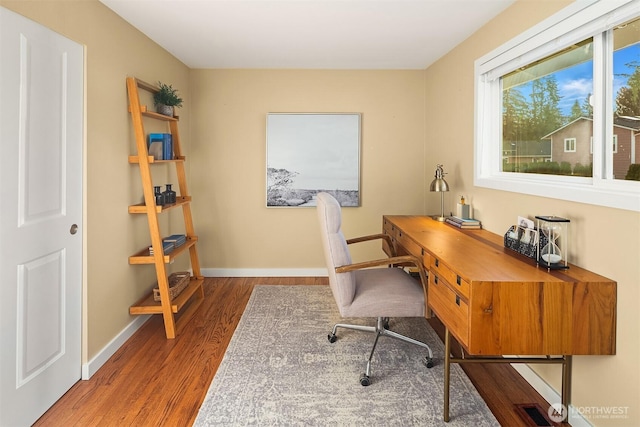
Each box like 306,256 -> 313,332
475,173 -> 640,212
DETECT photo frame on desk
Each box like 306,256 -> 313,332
504,225 -> 547,259
266,113 -> 361,207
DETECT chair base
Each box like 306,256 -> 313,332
328,317 -> 434,386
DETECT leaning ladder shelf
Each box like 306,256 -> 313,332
126,77 -> 204,339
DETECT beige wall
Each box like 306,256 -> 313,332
1,0 -> 191,360
425,1 -> 639,425
189,69 -> 427,269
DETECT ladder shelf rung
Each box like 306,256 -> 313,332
127,104 -> 178,121
128,155 -> 186,164
129,276 -> 205,315
128,196 -> 192,214
128,237 -> 198,265
133,78 -> 159,93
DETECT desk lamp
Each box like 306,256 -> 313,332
430,164 -> 449,222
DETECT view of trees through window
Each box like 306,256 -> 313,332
501,16 -> 640,181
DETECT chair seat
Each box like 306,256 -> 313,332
341,267 -> 426,318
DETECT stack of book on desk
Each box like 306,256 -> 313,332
445,216 -> 482,229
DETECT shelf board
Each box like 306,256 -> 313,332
129,276 -> 204,315
129,237 -> 198,265
128,196 -> 192,214
134,78 -> 158,94
128,155 -> 185,164
128,104 -> 178,121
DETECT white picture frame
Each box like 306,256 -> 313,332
266,113 -> 361,207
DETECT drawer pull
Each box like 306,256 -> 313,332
484,305 -> 493,314
434,276 -> 439,285
435,259 -> 439,267
422,248 -> 425,256
455,295 -> 461,306
456,275 -> 461,286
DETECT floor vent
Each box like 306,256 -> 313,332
515,403 -> 560,426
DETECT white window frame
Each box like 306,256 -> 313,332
474,0 -> 640,212
591,135 -> 618,153
564,138 -> 577,153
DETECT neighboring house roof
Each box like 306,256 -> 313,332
615,115 -> 640,131
542,115 -> 640,139
541,116 -> 589,139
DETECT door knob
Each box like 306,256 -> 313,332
70,224 -> 78,235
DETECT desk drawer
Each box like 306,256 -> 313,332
382,218 -> 399,256
429,273 -> 469,346
396,230 -> 431,269
397,230 -> 420,257
383,217 -> 396,237
430,257 -> 470,299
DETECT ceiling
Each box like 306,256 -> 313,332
99,0 -> 515,70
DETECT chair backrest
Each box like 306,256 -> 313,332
316,192 -> 356,314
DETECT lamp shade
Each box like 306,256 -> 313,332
429,164 -> 449,192
430,178 -> 449,192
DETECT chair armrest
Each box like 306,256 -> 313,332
346,233 -> 396,257
336,255 -> 423,275
346,233 -> 391,245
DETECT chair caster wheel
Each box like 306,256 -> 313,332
328,333 -> 337,343
424,357 -> 434,368
360,374 -> 370,386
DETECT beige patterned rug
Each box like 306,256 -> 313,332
194,285 -> 499,426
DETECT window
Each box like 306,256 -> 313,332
475,1 -> 640,212
564,138 -> 577,153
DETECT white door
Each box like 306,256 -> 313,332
0,7 -> 83,427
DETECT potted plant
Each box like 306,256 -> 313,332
154,81 -> 183,117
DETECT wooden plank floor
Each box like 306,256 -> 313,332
34,277 -> 564,426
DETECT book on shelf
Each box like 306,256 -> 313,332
149,240 -> 175,255
445,216 -> 481,229
147,133 -> 164,160
147,133 -> 172,160
162,133 -> 173,161
163,234 -> 186,248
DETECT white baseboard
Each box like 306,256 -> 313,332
201,268 -> 328,277
81,315 -> 150,380
512,363 -> 591,427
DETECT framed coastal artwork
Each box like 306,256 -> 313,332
266,113 -> 361,207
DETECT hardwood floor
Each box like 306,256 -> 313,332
34,277 -> 563,426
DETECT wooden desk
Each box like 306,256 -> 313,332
382,215 -> 616,421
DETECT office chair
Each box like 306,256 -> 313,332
316,192 -> 434,386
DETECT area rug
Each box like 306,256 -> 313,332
194,285 -> 499,426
